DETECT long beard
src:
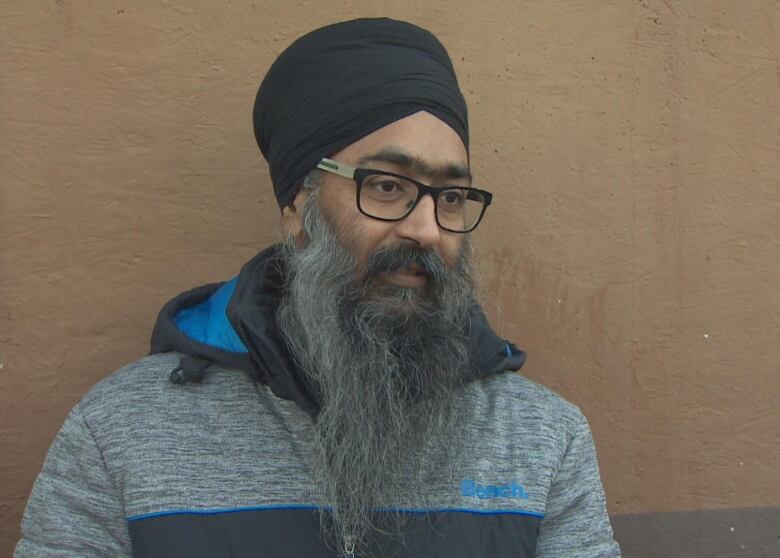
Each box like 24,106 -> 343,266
276,188 -> 475,554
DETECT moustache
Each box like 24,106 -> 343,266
363,245 -> 450,284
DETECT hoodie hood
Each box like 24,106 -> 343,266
150,244 -> 526,418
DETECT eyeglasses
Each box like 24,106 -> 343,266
315,158 -> 492,233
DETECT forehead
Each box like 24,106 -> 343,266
354,148 -> 471,185
331,111 -> 469,177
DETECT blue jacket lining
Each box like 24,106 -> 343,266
173,277 -> 248,354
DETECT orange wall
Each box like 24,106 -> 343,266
2,1 -> 779,555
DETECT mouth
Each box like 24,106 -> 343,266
383,265 -> 429,288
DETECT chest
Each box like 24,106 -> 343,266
111,386 -> 560,557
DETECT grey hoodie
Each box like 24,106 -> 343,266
15,247 -> 620,557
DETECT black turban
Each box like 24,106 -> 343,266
253,18 -> 469,209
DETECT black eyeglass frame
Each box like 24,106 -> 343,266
315,157 -> 493,233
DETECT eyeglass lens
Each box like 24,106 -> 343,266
359,174 -> 485,232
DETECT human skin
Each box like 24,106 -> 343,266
281,110 -> 470,288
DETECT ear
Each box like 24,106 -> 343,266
280,189 -> 309,245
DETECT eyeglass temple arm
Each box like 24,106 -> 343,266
316,158 -> 356,179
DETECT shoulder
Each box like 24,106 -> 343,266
83,352 -> 179,393
79,353 -> 180,417
465,371 -> 585,427
77,353 -> 255,434
459,372 -> 588,459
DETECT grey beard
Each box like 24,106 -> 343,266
275,187 -> 476,555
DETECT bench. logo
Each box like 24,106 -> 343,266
461,479 -> 528,500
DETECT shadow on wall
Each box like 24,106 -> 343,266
611,506 -> 780,558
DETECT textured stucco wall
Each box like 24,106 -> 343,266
2,1 -> 778,556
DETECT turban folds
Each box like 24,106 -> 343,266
253,18 -> 469,208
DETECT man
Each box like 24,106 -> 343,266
15,18 -> 620,558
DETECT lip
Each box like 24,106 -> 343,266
384,268 -> 428,288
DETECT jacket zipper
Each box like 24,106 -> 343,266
343,535 -> 356,557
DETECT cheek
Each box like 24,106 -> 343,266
354,222 -> 398,267
439,235 -> 465,268
331,210 -> 394,268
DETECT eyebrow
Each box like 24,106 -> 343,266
356,147 -> 471,183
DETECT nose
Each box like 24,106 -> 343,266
394,194 -> 441,248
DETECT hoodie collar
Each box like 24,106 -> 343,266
150,244 -> 526,418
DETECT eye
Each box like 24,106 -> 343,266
362,175 -> 410,201
374,180 -> 401,193
440,189 -> 466,206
